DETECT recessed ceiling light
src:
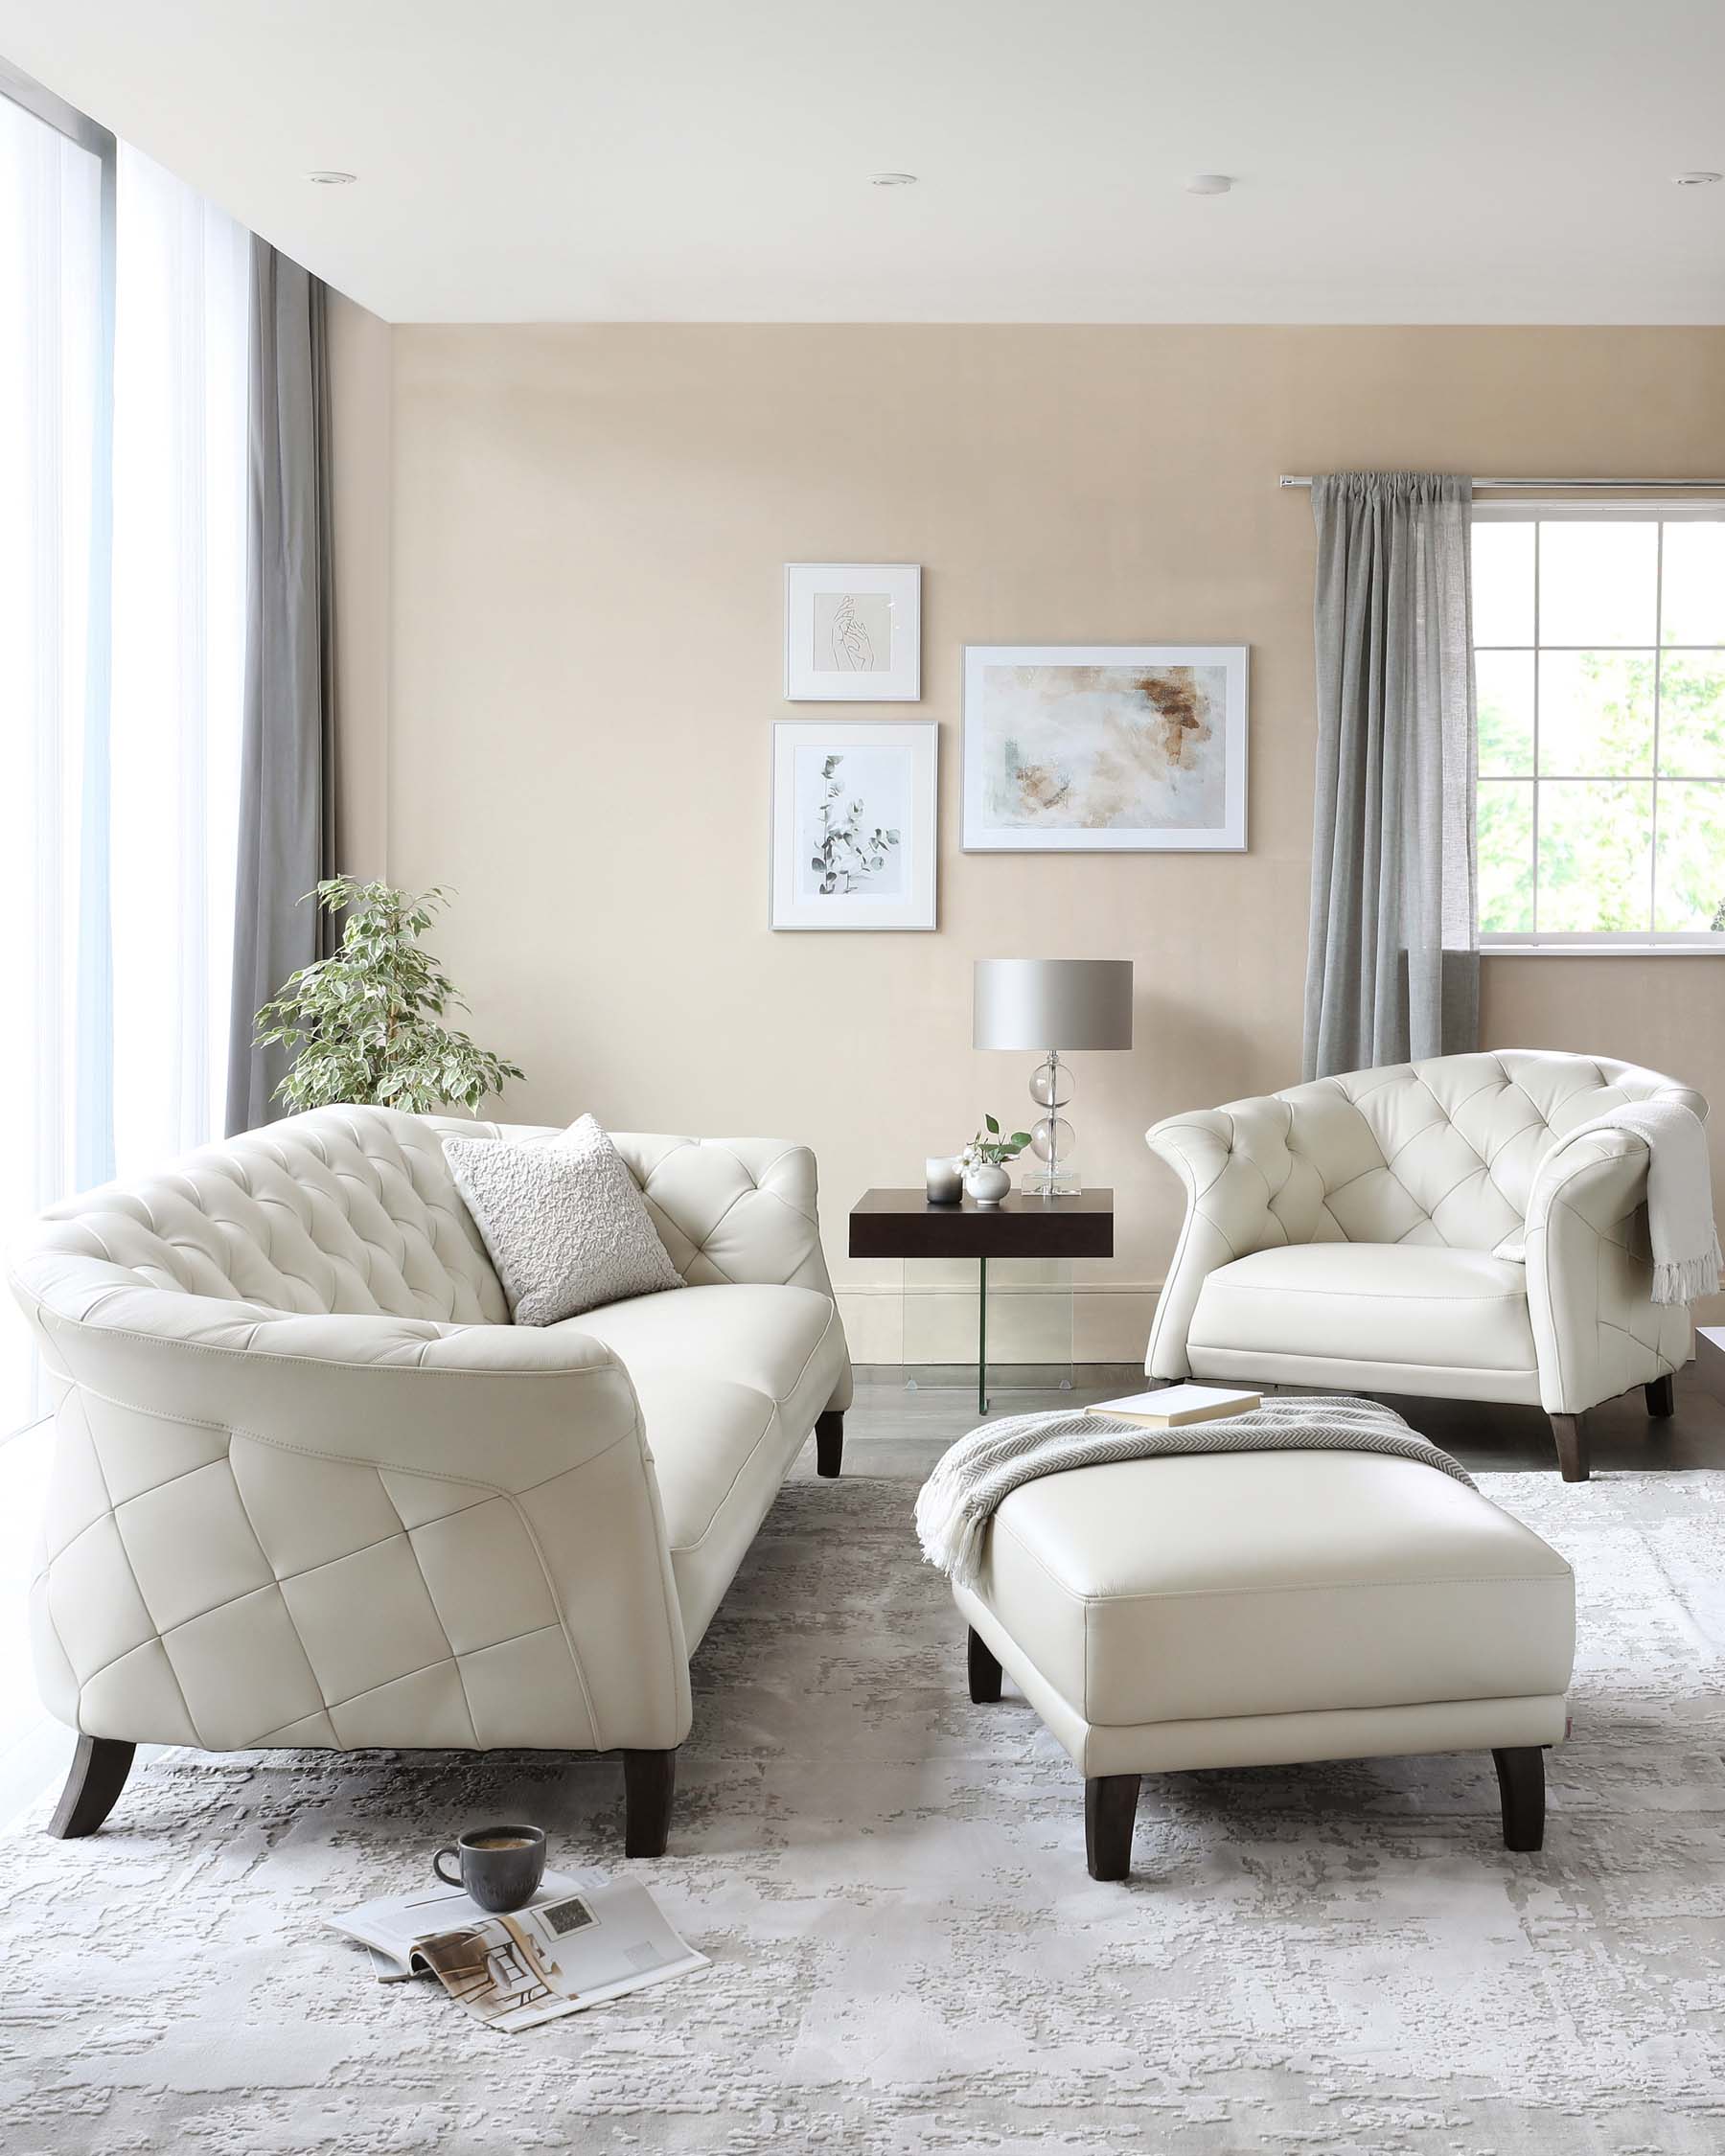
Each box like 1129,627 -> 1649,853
1184,173 -> 1232,195
1671,171 -> 1721,186
308,170 -> 357,186
870,172 -> 918,187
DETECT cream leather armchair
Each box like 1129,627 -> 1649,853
1146,1050 -> 1704,1482
10,1107 -> 852,1850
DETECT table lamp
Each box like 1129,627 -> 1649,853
972,959 -> 1134,1196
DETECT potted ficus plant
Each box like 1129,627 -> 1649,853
253,878 -> 525,1114
959,1114 -> 1033,1206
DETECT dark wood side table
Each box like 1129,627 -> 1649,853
849,1188 -> 1115,1414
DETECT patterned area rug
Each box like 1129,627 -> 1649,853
3,1468 -> 1723,2154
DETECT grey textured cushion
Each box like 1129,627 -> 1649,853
441,1113 -> 683,1325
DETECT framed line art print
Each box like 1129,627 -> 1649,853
961,643 -> 1249,851
770,720 -> 938,930
784,562 -> 921,701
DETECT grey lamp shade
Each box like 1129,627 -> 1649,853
972,959 -> 1135,1051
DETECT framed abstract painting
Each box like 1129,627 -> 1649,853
770,720 -> 937,930
784,563 -> 921,701
961,644 -> 1249,851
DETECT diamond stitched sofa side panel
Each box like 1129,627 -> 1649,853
15,1279 -> 692,1755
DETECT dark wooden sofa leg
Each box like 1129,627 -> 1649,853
1492,1745 -> 1545,1852
48,1736 -> 136,1840
815,1410 -> 843,1479
1645,1372 -> 1676,1419
1549,1412 -> 1589,1482
622,1749 -> 677,1858
967,1626 -> 1002,1704
1085,1773 -> 1141,1882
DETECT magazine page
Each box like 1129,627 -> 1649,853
411,1878 -> 708,2031
333,1869 -> 594,1975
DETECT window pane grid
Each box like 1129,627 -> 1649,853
1650,522 -> 1662,932
1531,521 -> 1539,933
1474,516 -> 1725,943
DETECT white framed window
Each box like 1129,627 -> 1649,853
1472,505 -> 1725,948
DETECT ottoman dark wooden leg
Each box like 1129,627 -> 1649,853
967,1626 -> 1002,1704
1492,1745 -> 1545,1852
622,1748 -> 677,1857
1644,1372 -> 1675,1419
48,1736 -> 136,1839
1549,1412 -> 1589,1482
815,1411 -> 843,1479
1084,1773 -> 1141,1881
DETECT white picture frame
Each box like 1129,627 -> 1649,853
784,562 -> 921,701
961,643 -> 1249,852
770,720 -> 938,930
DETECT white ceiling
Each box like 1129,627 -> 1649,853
1,0 -> 1721,325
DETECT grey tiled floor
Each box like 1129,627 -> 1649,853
816,1352 -> 1725,1481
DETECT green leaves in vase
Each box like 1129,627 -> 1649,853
961,1113 -> 1035,1167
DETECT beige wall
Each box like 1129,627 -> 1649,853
335,324 -> 1725,1355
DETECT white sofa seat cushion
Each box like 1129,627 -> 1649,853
977,1449 -> 1575,1732
565,1281 -> 848,1645
1188,1242 -> 1538,1373
569,1282 -> 845,1424
626,1370 -> 800,1646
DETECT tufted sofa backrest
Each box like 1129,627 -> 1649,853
1232,1050 -> 1705,1251
21,1106 -> 512,1322
426,1120 -> 837,1298
15,1107 -> 839,1324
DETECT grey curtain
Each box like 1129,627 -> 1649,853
1302,471 -> 1478,1081
225,240 -> 337,1133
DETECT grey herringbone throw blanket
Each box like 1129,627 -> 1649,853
915,1394 -> 1476,1591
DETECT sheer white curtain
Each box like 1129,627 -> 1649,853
109,148 -> 247,1171
0,104 -> 247,1433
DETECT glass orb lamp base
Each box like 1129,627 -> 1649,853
1022,1162 -> 1081,1197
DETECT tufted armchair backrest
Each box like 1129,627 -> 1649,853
1231,1050 -> 1704,1251
16,1108 -> 840,1323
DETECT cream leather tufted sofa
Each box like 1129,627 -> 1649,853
1146,1050 -> 1706,1482
10,1106 -> 852,1850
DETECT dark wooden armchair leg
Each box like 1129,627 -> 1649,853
815,1410 -> 843,1479
967,1626 -> 1002,1704
1492,1745 -> 1545,1852
1645,1372 -> 1676,1419
48,1736 -> 136,1839
1084,1773 -> 1141,1882
1549,1412 -> 1589,1482
622,1748 -> 677,1857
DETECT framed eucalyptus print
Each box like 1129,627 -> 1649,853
961,643 -> 1249,851
770,720 -> 937,930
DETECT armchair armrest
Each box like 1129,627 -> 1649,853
1523,1130 -> 1689,1414
15,1263 -> 691,1753
1144,1103 -> 1298,1379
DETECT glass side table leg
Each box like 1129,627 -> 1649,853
978,1255 -> 988,1416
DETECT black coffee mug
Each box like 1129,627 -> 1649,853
433,1823 -> 547,1914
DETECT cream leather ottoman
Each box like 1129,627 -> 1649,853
954,1448 -> 1576,1879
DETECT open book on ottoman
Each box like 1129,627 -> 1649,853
1093,1384 -> 1261,1428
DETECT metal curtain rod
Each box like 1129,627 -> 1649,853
1277,474 -> 1725,491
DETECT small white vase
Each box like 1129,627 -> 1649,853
964,1161 -> 1011,1207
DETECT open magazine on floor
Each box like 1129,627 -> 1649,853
332,1869 -> 708,2031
